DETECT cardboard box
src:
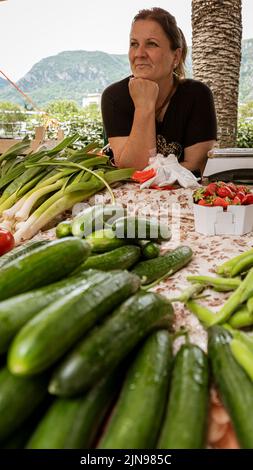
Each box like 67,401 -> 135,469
193,203 -> 253,235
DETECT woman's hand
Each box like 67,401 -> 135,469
128,77 -> 159,111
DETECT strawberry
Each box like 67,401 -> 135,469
213,197 -> 229,208
226,182 -> 237,193
193,187 -> 206,202
204,182 -> 218,196
242,193 -> 253,205
232,196 -> 241,205
236,185 -> 250,194
198,198 -> 213,206
236,191 -> 246,202
217,186 -> 235,199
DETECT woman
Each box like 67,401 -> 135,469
101,7 -> 217,173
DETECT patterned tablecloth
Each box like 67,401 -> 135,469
38,182 -> 253,448
86,182 -> 253,349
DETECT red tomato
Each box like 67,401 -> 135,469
132,169 -> 156,183
150,184 -> 174,190
0,229 -> 15,256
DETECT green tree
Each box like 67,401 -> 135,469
45,100 -> 81,120
238,101 -> 253,119
237,120 -> 253,147
0,101 -> 27,135
41,100 -> 103,145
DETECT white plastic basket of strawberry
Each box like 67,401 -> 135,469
193,182 -> 253,208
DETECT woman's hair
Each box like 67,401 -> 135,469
132,7 -> 187,80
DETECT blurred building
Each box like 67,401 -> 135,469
82,93 -> 101,108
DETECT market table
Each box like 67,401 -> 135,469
36,182 -> 253,449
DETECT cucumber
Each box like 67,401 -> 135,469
0,239 -> 49,269
208,326 -> 253,449
0,269 -> 100,354
49,291 -> 174,397
132,245 -> 193,285
8,270 -> 140,376
0,237 -> 90,301
85,228 -> 127,253
0,398 -> 51,449
158,343 -> 209,449
138,240 -> 160,259
75,245 -> 141,272
98,330 -> 173,449
71,204 -> 125,238
0,366 -> 48,442
56,220 -> 73,238
26,372 -> 121,449
111,216 -> 171,241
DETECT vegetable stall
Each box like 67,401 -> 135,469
0,135 -> 253,450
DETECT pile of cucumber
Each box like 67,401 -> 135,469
1,236 -> 252,448
0,235 -> 197,449
56,204 -> 194,285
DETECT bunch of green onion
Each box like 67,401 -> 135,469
0,134 -> 134,244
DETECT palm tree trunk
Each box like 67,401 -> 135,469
191,0 -> 242,147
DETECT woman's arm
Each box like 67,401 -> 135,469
108,77 -> 158,170
181,140 -> 216,173
108,108 -> 156,169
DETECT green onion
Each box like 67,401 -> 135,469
216,249 -> 253,277
210,268 -> 253,325
186,275 -> 241,291
229,305 -> 253,329
186,300 -> 215,327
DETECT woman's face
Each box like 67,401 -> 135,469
129,19 -> 180,83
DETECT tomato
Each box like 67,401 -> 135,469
132,169 -> 156,183
0,229 -> 15,256
150,184 -> 174,190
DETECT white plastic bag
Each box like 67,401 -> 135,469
140,154 -> 200,189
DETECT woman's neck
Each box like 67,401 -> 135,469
156,76 -> 175,110
155,76 -> 176,121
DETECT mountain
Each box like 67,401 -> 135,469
0,77 -> 7,90
0,40 -> 252,107
0,51 -> 131,106
239,38 -> 253,103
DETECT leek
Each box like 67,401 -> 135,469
13,168 -> 134,244
15,177 -> 68,221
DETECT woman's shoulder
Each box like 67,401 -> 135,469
102,76 -> 131,100
178,78 -> 213,97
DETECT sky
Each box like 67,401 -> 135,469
0,0 -> 253,81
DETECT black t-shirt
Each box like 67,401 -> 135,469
101,77 -> 217,162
